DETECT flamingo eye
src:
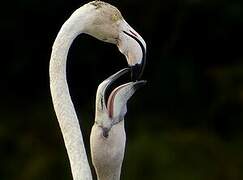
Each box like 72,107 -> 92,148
111,14 -> 119,21
111,11 -> 122,22
100,96 -> 104,110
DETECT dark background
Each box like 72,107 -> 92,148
1,0 -> 243,179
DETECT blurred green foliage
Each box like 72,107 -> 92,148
0,0 -> 243,179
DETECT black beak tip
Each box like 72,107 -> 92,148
133,80 -> 147,91
130,64 -> 143,81
123,30 -> 146,81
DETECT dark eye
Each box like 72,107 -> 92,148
100,96 -> 104,110
112,14 -> 119,21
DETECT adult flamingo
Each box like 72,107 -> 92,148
50,1 -> 146,180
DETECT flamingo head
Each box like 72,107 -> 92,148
95,68 -> 146,137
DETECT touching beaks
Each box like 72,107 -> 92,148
117,20 -> 147,81
123,31 -> 146,81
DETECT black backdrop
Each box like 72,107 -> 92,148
1,0 -> 243,179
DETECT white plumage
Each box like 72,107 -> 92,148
91,68 -> 146,180
50,1 -> 146,180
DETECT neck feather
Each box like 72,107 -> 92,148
91,121 -> 125,180
49,9 -> 92,180
97,171 -> 121,180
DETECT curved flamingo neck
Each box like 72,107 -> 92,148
49,10 -> 92,180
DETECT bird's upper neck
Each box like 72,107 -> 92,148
49,5 -> 93,180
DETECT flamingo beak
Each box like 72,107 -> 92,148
96,68 -> 130,112
122,31 -> 146,81
95,68 -> 131,138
